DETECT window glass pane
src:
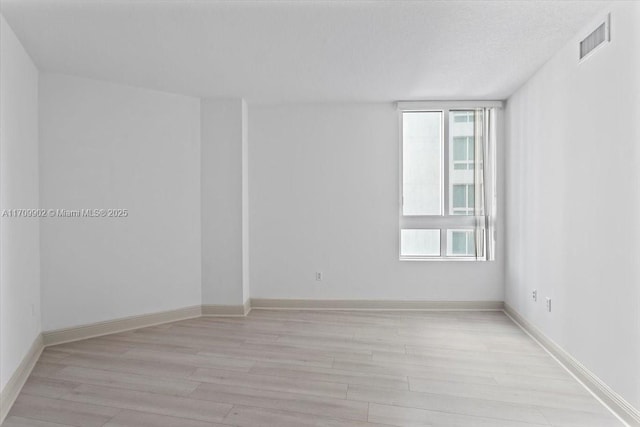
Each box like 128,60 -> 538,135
453,137 -> 467,161
402,112 -> 442,216
447,229 -> 476,256
452,185 -> 466,208
467,232 -> 476,254
401,229 -> 440,256
449,111 -> 477,216
451,232 -> 467,254
453,112 -> 472,123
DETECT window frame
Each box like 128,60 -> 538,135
397,101 -> 501,261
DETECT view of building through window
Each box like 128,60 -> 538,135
450,110 -> 476,217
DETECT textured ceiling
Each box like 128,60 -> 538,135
1,0 -> 609,103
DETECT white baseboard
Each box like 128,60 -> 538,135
251,298 -> 504,311
202,300 -> 251,317
42,305 -> 202,347
504,303 -> 640,427
0,334 -> 44,424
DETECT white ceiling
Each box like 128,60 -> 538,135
1,0 -> 608,103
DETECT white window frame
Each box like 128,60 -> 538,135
397,101 -> 501,261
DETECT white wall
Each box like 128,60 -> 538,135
249,103 -> 504,301
0,15 -> 40,391
39,73 -> 202,331
505,2 -> 640,409
201,99 -> 249,306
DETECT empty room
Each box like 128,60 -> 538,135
1,0 -> 639,426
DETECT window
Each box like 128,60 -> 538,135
398,102 -> 498,260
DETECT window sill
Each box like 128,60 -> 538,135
399,256 -> 486,262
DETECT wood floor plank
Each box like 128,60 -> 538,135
536,407 -> 626,427
191,367 -> 348,398
196,348 -> 334,368
223,405 -> 391,427
368,402 -> 550,427
122,348 -> 255,371
36,365 -> 200,396
36,350 -> 71,365
8,395 -> 120,427
113,329 -> 248,349
249,360 -> 410,390
333,358 -> 501,382
47,340 -> 132,356
191,317 -> 355,340
102,409 -> 226,427
28,362 -> 67,378
190,383 -> 369,422
61,384 -> 233,423
1,416 -> 74,427
94,333 -> 215,353
276,334 -> 406,354
168,324 -> 281,343
371,351 -> 568,378
403,345 -> 555,366
49,352 -> 198,379
408,377 -> 607,414
347,384 -> 551,424
337,357 -> 500,386
491,373 -> 587,394
239,340 -> 373,362
20,377 -> 80,399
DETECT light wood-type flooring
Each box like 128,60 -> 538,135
4,310 -> 623,426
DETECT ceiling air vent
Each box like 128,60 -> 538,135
579,14 -> 610,61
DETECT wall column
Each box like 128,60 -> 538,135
201,98 -> 250,312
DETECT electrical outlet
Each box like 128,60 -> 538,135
545,298 -> 552,312
315,272 -> 323,281
532,289 -> 537,302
